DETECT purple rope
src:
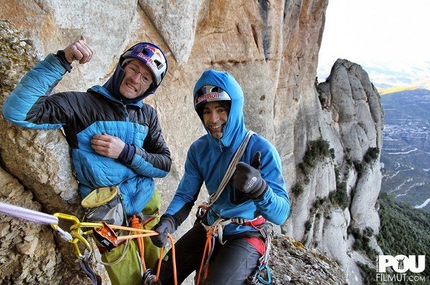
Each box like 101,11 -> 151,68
0,201 -> 58,225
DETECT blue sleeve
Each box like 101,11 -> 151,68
165,144 -> 203,216
251,139 -> 291,225
2,53 -> 66,129
128,154 -> 169,178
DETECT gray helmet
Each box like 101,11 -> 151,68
194,85 -> 231,120
194,85 -> 231,110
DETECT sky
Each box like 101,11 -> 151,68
317,0 -> 430,76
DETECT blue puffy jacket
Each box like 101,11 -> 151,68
165,69 -> 290,236
2,53 -> 171,215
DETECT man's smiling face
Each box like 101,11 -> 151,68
202,102 -> 229,139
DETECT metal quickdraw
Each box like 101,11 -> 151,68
246,224 -> 274,285
246,264 -> 272,285
51,213 -> 102,259
51,213 -> 103,285
196,202 -> 210,221
52,213 -> 179,285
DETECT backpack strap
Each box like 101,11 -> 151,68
206,130 -> 255,207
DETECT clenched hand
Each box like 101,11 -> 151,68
91,134 -> 125,159
63,36 -> 93,64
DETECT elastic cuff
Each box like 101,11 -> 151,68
54,50 -> 72,73
118,143 -> 136,165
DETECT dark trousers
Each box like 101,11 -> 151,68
157,222 -> 261,285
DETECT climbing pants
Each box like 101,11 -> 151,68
157,222 -> 262,285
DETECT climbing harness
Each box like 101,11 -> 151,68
196,215 -> 273,285
0,201 -> 178,285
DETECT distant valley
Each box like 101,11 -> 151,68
318,60 -> 430,90
381,89 -> 430,211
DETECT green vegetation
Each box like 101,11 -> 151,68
327,166 -> 350,210
376,193 -> 430,283
349,194 -> 430,284
357,262 -> 376,285
298,138 -> 334,184
348,226 -> 378,261
354,147 -> 380,179
304,220 -> 312,232
329,181 -> 349,209
363,147 -> 379,163
291,183 -> 304,197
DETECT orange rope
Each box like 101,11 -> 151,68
154,246 -> 164,281
196,228 -> 213,285
108,224 -> 157,233
169,234 -> 177,285
115,221 -> 178,285
131,215 -> 146,271
152,234 -> 177,285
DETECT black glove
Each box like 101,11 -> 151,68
150,214 -> 176,248
233,152 -> 268,199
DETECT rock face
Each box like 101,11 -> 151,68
0,1 -> 384,284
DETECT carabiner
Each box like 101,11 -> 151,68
51,213 -> 102,259
256,264 -> 272,285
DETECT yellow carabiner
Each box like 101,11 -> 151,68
51,213 -> 102,259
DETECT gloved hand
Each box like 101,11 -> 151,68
233,152 -> 268,199
150,214 -> 176,248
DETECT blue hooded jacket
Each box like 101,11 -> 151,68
2,52 -> 171,216
165,69 -> 290,236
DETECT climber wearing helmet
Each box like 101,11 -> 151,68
150,69 -> 290,284
3,37 -> 171,285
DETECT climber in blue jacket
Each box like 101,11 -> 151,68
3,37 -> 171,285
150,69 -> 290,284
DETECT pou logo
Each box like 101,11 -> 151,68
378,255 -> 425,273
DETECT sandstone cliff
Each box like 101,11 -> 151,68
0,1 -> 383,284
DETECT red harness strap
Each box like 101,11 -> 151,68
242,215 -> 266,227
242,216 -> 267,255
245,237 -> 266,255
